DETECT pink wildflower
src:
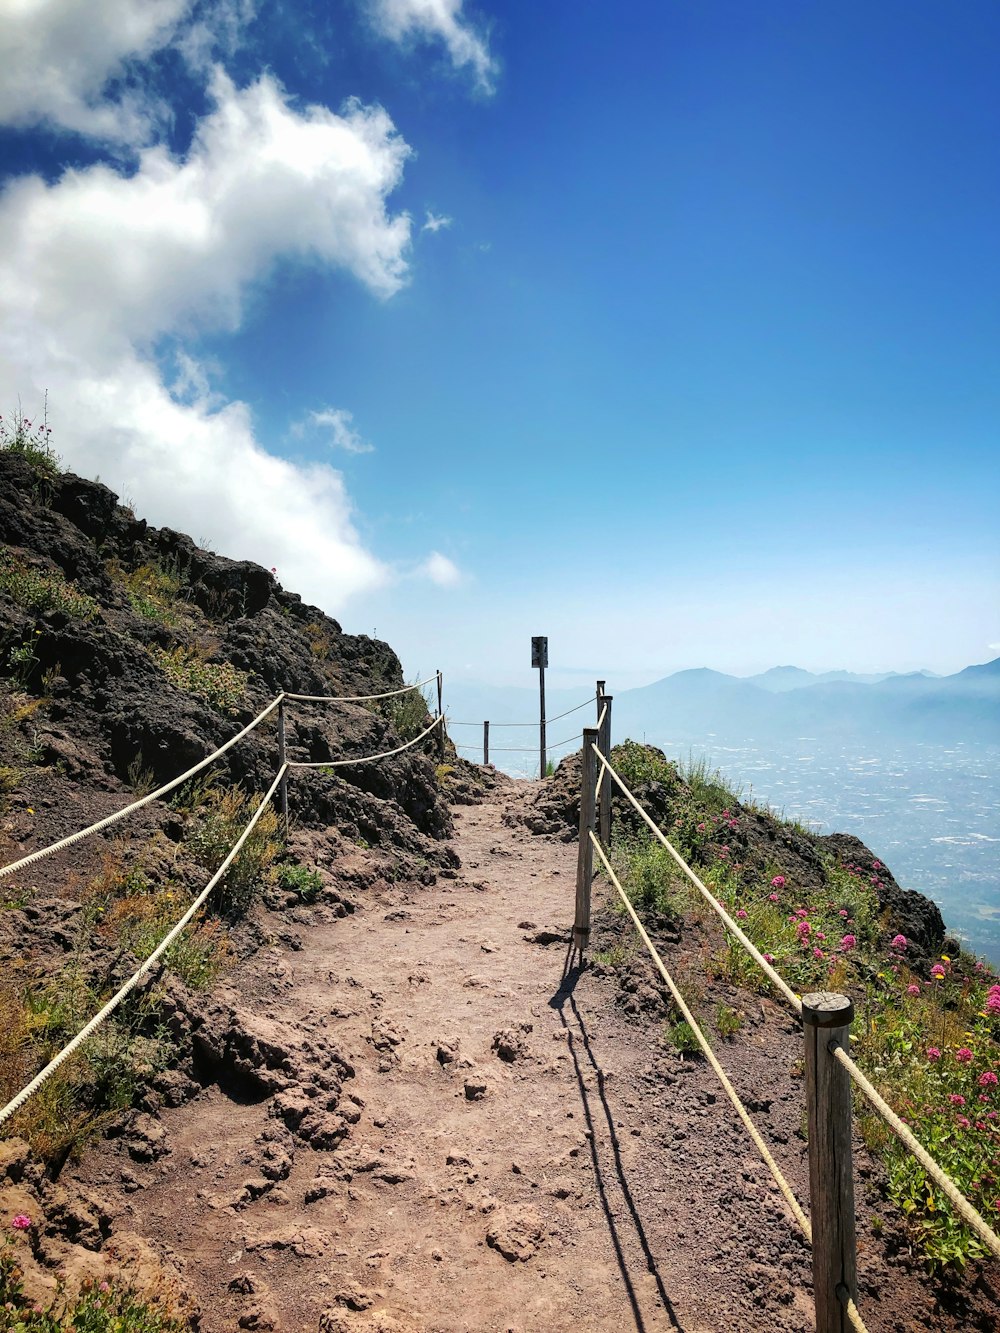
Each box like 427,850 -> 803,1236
839,909 -> 849,918
907,984 -> 920,996
771,875 -> 786,889
873,860 -> 882,869
813,947 -> 824,959
768,893 -> 779,902
839,934 -> 857,951
99,1281 -> 110,1294
763,953 -> 774,963
890,934 -> 908,951
736,909 -> 748,920
949,1094 -> 966,1106
956,1047 -> 974,1064
815,932 -> 826,941
927,1047 -> 942,1061
979,1072 -> 998,1087
986,986 -> 1000,1014
956,1115 -> 971,1129
697,822 -> 706,831
931,963 -> 946,980
11,1215 -> 31,1230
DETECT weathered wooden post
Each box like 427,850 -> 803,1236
436,670 -> 445,761
532,636 -> 548,780
803,992 -> 858,1333
574,727 -> 599,951
598,694 -> 612,848
483,720 -> 490,766
277,698 -> 289,837
596,680 -> 606,701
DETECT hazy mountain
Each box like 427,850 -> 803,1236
748,666 -> 897,692
445,660 -> 1000,752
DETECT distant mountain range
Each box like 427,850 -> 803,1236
445,658 -> 1000,753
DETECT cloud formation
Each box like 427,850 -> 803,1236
422,210 -> 453,233
0,0 -> 191,141
0,70 -> 415,606
297,408 -> 376,455
417,551 -> 463,587
370,0 -> 496,92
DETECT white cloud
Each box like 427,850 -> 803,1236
370,0 -> 496,92
0,0 -> 193,142
417,551 -> 463,587
422,209 -> 452,233
296,407 -> 375,455
0,71 -> 417,607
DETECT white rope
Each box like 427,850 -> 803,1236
0,767 -> 287,1129
448,694 -> 598,728
590,832 -> 813,1242
593,743 -> 803,1015
831,1043 -> 1000,1259
288,714 -> 444,768
284,673 -> 439,704
0,695 -> 285,882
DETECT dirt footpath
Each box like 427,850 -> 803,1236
71,793 -> 998,1332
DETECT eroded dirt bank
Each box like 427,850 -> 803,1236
32,788 -> 998,1332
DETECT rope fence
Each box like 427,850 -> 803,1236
0,766 -> 287,1129
0,675 -> 448,1132
569,726 -> 999,1332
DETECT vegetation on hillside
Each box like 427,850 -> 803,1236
604,740 -> 1000,1271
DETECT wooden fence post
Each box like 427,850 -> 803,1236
277,699 -> 289,837
596,680 -> 606,702
436,670 -> 445,762
803,992 -> 858,1333
574,728 -> 599,951
483,720 -> 489,766
598,694 -> 612,849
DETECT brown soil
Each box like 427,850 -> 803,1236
59,788 -> 1000,1332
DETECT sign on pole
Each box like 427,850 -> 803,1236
531,636 -> 548,669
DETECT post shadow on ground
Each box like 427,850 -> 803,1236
550,947 -> 686,1333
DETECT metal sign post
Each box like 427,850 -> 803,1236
532,636 -> 548,781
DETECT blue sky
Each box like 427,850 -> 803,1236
1,1 -> 997,690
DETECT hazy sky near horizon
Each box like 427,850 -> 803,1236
1,1 -> 998,690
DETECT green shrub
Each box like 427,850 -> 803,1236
664,1019 -> 702,1056
374,681 -> 433,743
611,832 -> 688,917
0,548 -> 99,621
277,863 -> 323,903
188,786 -> 283,917
108,559 -> 184,626
611,739 -> 677,789
150,645 -> 248,713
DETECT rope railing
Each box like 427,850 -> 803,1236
448,692 -> 597,728
288,714 -> 444,768
0,693 -> 451,1132
831,1043 -> 1000,1259
1,676 -> 444,885
0,766 -> 287,1130
0,693 -> 285,882
284,673 -> 439,704
454,730 -> 584,754
592,742 -> 802,1015
590,831 -> 814,1241
574,731 -> 998,1329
